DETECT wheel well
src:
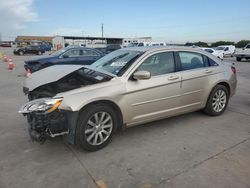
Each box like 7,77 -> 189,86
80,100 -> 124,131
217,82 -> 231,96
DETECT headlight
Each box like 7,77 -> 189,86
19,97 -> 63,114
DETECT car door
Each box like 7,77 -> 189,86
176,51 -> 214,112
76,49 -> 101,65
25,46 -> 33,54
124,51 -> 182,126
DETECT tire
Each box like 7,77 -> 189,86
37,51 -> 42,55
19,51 -> 24,55
204,85 -> 229,116
236,57 -> 241,62
76,104 -> 118,151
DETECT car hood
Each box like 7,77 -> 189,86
23,65 -> 115,92
23,65 -> 85,91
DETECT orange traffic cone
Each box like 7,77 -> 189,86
3,55 -> 8,62
8,58 -> 14,70
25,69 -> 31,77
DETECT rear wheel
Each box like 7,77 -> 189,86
37,51 -> 42,55
19,51 -> 24,55
236,57 -> 241,62
76,104 -> 117,151
204,85 -> 229,116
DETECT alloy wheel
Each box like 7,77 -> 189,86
84,111 -> 113,146
212,89 -> 227,112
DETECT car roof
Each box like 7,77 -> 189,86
65,45 -> 97,50
120,46 -> 206,53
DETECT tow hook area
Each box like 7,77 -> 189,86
29,128 -> 47,143
26,110 -> 69,143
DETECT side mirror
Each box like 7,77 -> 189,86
62,54 -> 69,58
133,71 -> 151,80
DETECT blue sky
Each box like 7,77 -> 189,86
1,0 -> 250,43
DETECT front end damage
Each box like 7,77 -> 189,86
19,98 -> 69,143
26,111 -> 68,143
19,65 -> 114,144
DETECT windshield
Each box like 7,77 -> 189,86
204,49 -> 214,53
51,46 -> 71,56
215,47 -> 225,51
90,50 -> 143,76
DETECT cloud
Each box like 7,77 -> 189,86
0,0 -> 38,40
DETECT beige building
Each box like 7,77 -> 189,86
15,36 -> 53,43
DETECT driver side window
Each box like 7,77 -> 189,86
137,52 -> 175,76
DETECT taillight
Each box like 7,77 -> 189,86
231,66 -> 236,74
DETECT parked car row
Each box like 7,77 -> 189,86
24,46 -> 104,73
19,46 -> 237,151
200,45 -> 236,60
13,45 -> 45,56
201,44 -> 250,62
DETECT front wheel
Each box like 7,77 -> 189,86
236,57 -> 241,62
37,51 -> 42,55
76,104 -> 117,151
204,85 -> 229,116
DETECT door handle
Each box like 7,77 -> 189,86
168,75 -> 179,80
205,69 -> 213,73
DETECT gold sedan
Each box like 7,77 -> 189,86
19,46 -> 237,151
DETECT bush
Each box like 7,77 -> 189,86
211,41 -> 235,47
235,40 -> 250,48
185,41 -> 209,47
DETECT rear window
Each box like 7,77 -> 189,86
203,55 -> 219,67
208,58 -> 219,66
178,52 -> 208,70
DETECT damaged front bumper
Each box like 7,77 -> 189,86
26,111 -> 68,143
19,98 -> 78,144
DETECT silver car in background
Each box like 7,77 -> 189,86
19,46 -> 237,151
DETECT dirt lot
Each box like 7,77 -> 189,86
0,47 -> 250,188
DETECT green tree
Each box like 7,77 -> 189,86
235,40 -> 250,48
185,41 -> 208,47
211,41 -> 235,47
194,41 -> 209,47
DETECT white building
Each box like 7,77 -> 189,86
122,37 -> 152,47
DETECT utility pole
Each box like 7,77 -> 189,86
101,24 -> 104,44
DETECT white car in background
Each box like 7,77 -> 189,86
214,45 -> 236,57
202,48 -> 224,60
234,43 -> 250,61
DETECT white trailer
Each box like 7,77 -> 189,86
52,36 -> 65,50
